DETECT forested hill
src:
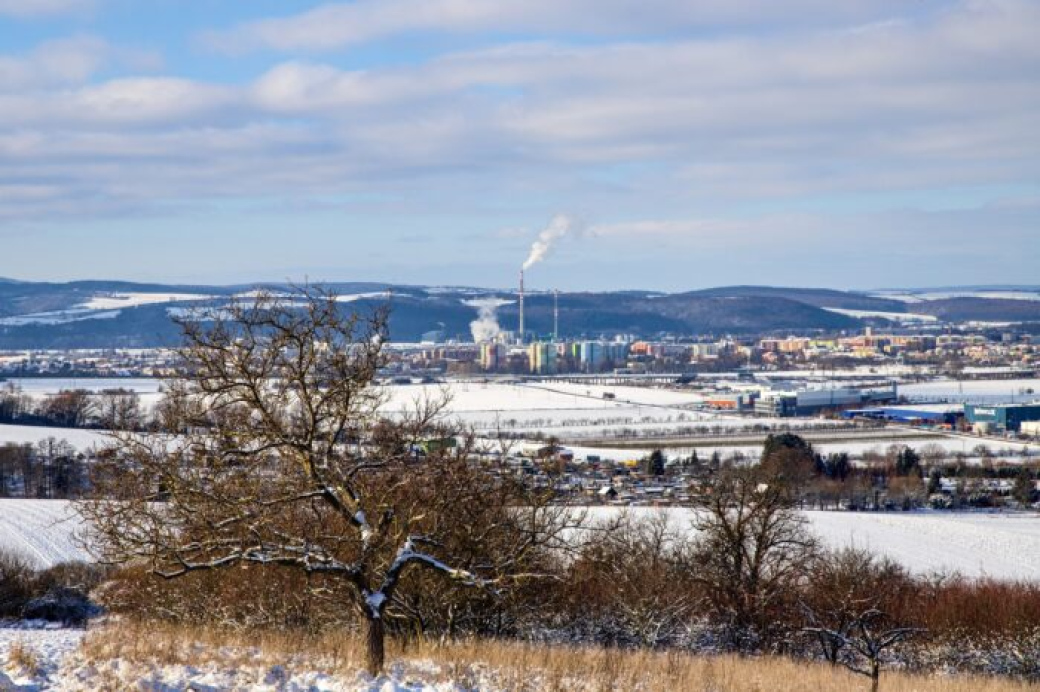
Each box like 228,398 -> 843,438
1,280 -> 1039,347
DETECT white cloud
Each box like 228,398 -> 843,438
0,0 -> 93,17
205,0 -> 917,53
0,36 -> 109,91
0,0 -> 1037,234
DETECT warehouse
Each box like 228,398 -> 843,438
964,403 -> 1040,433
842,407 -> 962,426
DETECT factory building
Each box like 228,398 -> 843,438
841,407 -> 962,426
965,403 -> 1040,433
754,384 -> 898,417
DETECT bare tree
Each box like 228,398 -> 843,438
95,390 -> 144,431
80,288 -> 573,675
691,465 -> 818,649
800,548 -> 917,664
802,548 -> 923,692
42,389 -> 95,428
803,608 -> 923,692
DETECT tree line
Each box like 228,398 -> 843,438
0,384 -> 147,431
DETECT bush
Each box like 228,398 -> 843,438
0,552 -> 106,624
0,549 -> 34,618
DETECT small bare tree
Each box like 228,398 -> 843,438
95,390 -> 144,431
803,608 -> 923,692
80,288 -> 572,675
802,548 -> 923,692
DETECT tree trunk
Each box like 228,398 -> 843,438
365,614 -> 385,677
870,659 -> 880,692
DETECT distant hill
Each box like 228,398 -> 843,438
0,279 -> 1036,348
914,298 -> 1040,322
687,286 -> 908,312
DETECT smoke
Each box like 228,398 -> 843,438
523,214 -> 579,271
463,298 -> 512,343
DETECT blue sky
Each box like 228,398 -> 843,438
1,0 -> 1038,291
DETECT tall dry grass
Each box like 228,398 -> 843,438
80,621 -> 1039,692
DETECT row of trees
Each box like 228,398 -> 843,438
0,384 -> 145,430
0,439 -> 89,499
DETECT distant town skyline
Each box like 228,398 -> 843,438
2,0 -> 1038,290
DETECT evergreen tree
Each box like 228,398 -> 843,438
1012,467 -> 1037,507
644,449 -> 666,476
895,447 -> 921,477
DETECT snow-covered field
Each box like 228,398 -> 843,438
584,507 -> 1040,581
873,289 -> 1040,303
384,381 -> 829,436
79,292 -> 212,310
4,378 -> 164,397
805,511 -> 1040,581
0,424 -> 109,450
823,308 -> 938,323
0,500 -> 91,569
0,498 -> 1035,581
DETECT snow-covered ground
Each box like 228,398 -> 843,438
873,289 -> 1040,303
0,500 -> 91,569
0,498 -> 1036,581
0,626 -> 475,691
383,381 -> 831,437
4,379 -> 164,397
0,425 -> 109,450
0,310 -> 122,327
0,624 -> 84,690
584,507 -> 1040,581
822,308 -> 938,323
79,293 -> 213,310
805,511 -> 1040,581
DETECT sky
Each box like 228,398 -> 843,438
1,0 -> 1038,291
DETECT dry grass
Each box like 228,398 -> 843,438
5,638 -> 42,677
80,621 -> 1038,692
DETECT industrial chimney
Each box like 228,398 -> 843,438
553,289 -> 559,342
518,268 -> 525,344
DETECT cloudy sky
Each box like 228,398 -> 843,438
2,0 -> 1038,290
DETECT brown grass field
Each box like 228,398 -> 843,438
79,621 -> 1040,691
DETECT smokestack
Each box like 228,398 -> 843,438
553,289 -> 559,342
519,268 -> 525,344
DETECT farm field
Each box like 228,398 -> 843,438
0,500 -> 90,569
563,433 -> 1040,464
0,424 -> 109,450
383,381 -> 836,436
3,499 -> 1037,581
584,507 -> 1040,581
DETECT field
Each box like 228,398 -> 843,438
582,507 -> 1040,581
0,500 -> 91,569
2,498 -> 1037,581
383,381 -> 836,437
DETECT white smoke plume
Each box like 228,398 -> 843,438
463,298 -> 512,343
523,214 -> 579,271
